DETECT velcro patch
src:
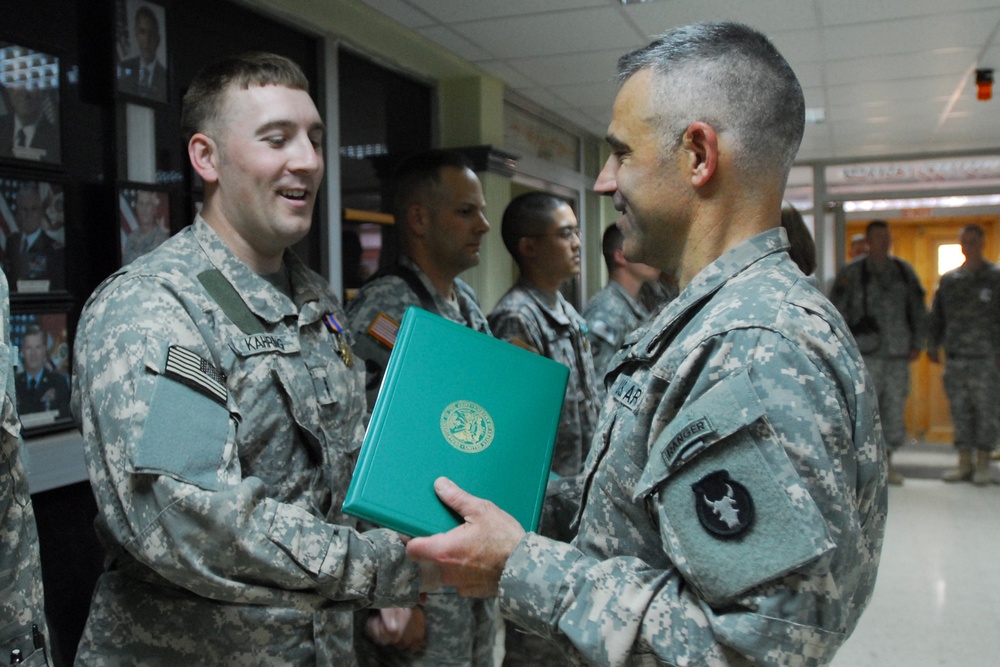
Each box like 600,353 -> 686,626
692,469 -> 755,539
368,312 -> 400,349
662,417 -> 714,470
610,374 -> 643,412
164,345 -> 228,406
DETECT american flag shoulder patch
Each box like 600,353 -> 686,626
164,345 -> 228,406
367,312 -> 400,349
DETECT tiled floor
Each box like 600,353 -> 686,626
832,442 -> 1000,667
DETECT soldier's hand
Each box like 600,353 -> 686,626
365,607 -> 425,651
406,477 -> 525,597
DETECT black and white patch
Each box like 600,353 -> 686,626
692,469 -> 754,539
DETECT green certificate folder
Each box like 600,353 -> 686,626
343,307 -> 569,537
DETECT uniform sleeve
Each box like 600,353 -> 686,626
488,307 -> 545,355
72,274 -> 420,610
903,263 -> 928,350
828,266 -> 855,322
497,327 -> 885,666
926,282 -> 945,353
346,277 -> 421,410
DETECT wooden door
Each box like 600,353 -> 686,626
845,215 -> 999,443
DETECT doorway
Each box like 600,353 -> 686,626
845,215 -> 999,443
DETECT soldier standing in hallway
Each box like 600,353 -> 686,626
927,223 -> 1000,485
831,219 -> 927,485
583,223 -> 661,396
488,192 -> 601,666
346,149 -> 497,667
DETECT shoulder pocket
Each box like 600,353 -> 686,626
127,336 -> 231,491
635,369 -> 833,604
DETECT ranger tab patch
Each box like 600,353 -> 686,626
164,345 -> 228,406
692,469 -> 754,539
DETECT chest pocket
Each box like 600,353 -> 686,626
634,368 -> 833,605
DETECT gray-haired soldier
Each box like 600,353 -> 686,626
346,149 -> 497,667
71,53 -> 426,664
1,272 -> 51,666
927,224 -> 1000,484
408,22 -> 886,666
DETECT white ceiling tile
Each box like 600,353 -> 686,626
403,0 -> 610,23
360,0 -> 437,28
352,0 -> 1000,162
817,0 -> 1000,26
413,25 -> 493,61
507,50 -> 625,87
824,10 -> 1000,61
447,7 -> 642,60
623,0 -> 821,35
476,60 -> 540,89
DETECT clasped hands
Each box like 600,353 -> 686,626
365,477 -> 526,650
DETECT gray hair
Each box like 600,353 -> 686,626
617,22 -> 804,180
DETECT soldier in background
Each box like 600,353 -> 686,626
583,223 -> 660,393
489,192 -> 600,481
927,223 -> 1000,485
346,149 -> 496,667
488,192 -> 601,666
1,272 -> 51,666
831,219 -> 927,485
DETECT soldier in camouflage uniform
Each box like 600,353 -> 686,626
831,220 -> 926,485
346,150 -> 497,667
927,224 -> 1000,485
489,192 -> 600,480
1,271 -> 51,666
407,23 -> 887,666
583,223 -> 661,393
488,192 -> 601,666
71,53 -> 424,665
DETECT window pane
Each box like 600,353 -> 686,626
938,244 -> 963,276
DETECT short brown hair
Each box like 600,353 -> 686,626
181,52 -> 309,140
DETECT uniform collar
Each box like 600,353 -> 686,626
516,276 -> 573,326
192,216 -> 326,325
627,227 -> 790,362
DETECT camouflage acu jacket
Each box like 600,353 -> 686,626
71,217 -> 419,665
497,228 -> 887,667
488,278 -> 601,478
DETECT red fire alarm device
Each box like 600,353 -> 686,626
976,69 -> 993,101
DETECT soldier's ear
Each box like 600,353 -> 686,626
518,235 -> 537,260
406,203 -> 430,237
189,133 -> 220,184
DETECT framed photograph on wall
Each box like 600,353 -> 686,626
116,0 -> 169,104
10,304 -> 73,436
119,184 -> 170,265
0,41 -> 62,165
0,175 -> 66,294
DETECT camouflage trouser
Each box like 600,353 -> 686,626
357,591 -> 498,667
502,620 -> 573,667
942,357 -> 1000,451
862,355 -> 911,452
